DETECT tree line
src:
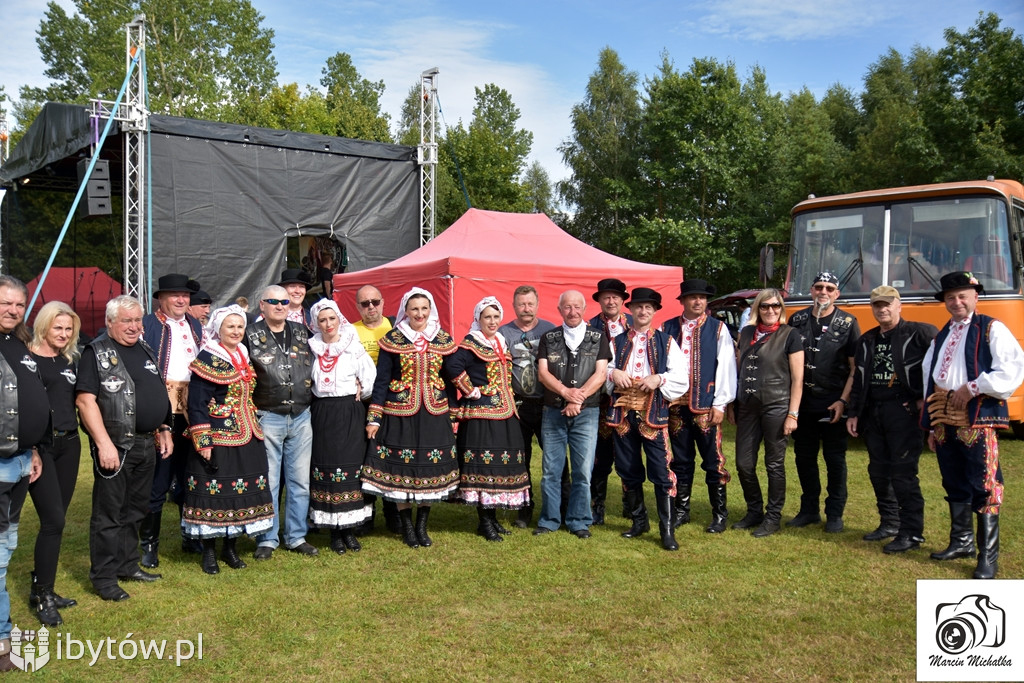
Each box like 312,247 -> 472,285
1,3 -> 1022,292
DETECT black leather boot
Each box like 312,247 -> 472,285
354,500 -> 375,537
399,508 -> 419,548
672,481 -> 692,528
415,506 -> 433,547
342,529 -> 362,552
973,513 -> 999,579
477,508 -> 502,542
329,530 -> 347,555
621,488 -> 651,538
30,572 -> 62,627
706,484 -> 728,533
201,538 -> 220,575
220,537 -> 247,569
591,478 -> 607,526
656,494 -> 678,551
383,499 -> 401,535
139,509 -> 161,568
30,571 -> 76,610
515,502 -> 533,529
930,502 -> 976,560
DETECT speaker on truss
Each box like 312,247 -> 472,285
77,158 -> 112,217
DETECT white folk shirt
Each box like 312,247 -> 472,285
676,315 -> 737,409
608,330 -> 690,402
165,316 -> 199,382
922,314 -> 1024,399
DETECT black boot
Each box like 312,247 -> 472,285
30,571 -> 76,610
672,481 -> 691,528
621,487 -> 651,538
29,572 -> 62,627
220,537 -> 247,569
400,508 -> 420,548
415,506 -> 433,547
930,502 -> 976,560
706,484 -> 728,534
656,494 -> 678,551
342,529 -> 362,552
591,478 -> 607,526
383,499 -> 401,535
329,530 -> 347,555
201,538 -> 220,575
515,502 -> 533,529
477,508 -> 502,542
492,511 -> 512,536
354,502 -> 375,537
973,513 -> 999,579
139,509 -> 161,569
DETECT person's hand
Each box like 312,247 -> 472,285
562,401 -> 582,417
563,388 -> 586,405
927,430 -> 938,452
158,430 -> 174,459
611,369 -> 633,390
466,387 -> 482,400
366,423 -> 379,440
709,407 -> 725,426
639,374 -> 661,393
846,416 -> 859,438
726,404 -> 736,426
950,384 -> 974,410
29,450 -> 43,484
827,400 -> 844,424
783,415 -> 798,436
199,447 -> 213,461
97,442 -> 120,470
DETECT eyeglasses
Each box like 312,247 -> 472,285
759,303 -> 782,311
359,299 -> 382,308
262,298 -> 288,306
812,285 -> 838,293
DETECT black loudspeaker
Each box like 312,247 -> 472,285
77,159 -> 112,217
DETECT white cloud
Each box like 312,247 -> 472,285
681,0 -> 897,42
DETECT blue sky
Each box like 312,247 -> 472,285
3,1 -> 1023,183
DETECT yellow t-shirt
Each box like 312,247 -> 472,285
353,319 -> 393,363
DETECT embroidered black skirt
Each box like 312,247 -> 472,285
182,438 -> 274,539
361,409 -> 459,503
309,395 -> 372,529
455,415 -> 530,509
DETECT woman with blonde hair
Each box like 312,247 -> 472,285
728,288 -> 804,538
27,301 -> 82,625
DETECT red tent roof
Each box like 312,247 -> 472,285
27,266 -> 123,338
333,209 -> 684,336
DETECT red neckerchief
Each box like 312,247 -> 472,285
752,321 -> 780,345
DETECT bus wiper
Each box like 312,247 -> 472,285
908,256 -> 940,290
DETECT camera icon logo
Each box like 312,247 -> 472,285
935,594 -> 1005,655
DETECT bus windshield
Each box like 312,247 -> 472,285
788,196 -> 1014,299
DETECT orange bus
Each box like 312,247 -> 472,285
776,178 -> 1024,436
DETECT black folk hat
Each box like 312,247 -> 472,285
153,273 -> 201,297
278,268 -> 314,288
593,278 -> 629,302
627,287 -> 663,310
190,289 -> 212,306
934,271 -> 984,301
676,279 -> 716,300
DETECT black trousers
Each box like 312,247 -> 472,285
669,406 -> 730,488
148,413 -> 191,513
29,431 -> 81,586
89,435 -> 156,591
935,424 -> 1004,514
734,399 -> 788,522
612,413 -> 675,498
793,408 -> 849,518
861,400 -> 926,536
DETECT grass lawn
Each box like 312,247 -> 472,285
8,427 -> 1021,681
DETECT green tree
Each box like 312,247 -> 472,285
395,83 -> 423,146
319,52 -> 392,143
522,161 -> 554,215
24,0 -> 277,120
234,83 -> 335,134
820,83 -> 862,153
558,47 -> 642,250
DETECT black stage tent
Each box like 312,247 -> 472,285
0,102 -> 420,305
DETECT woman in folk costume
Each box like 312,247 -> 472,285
184,305 -> 274,574
447,297 -> 530,542
307,299 -> 377,555
362,288 -> 460,549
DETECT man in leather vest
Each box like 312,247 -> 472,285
534,290 -> 611,539
607,288 -> 689,551
847,286 -> 936,554
0,276 -> 45,671
77,296 -> 173,602
139,273 -> 204,568
787,271 -> 860,533
922,271 -> 1024,579
246,285 -> 317,559
662,279 -> 736,534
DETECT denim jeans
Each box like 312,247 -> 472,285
0,449 -> 34,640
256,409 -> 312,549
538,406 -> 598,532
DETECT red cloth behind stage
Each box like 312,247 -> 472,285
332,209 -> 685,338
27,266 -> 123,338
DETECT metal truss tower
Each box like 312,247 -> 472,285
418,68 -> 439,245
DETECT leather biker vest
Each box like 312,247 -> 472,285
246,320 -> 313,414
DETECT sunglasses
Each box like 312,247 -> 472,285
812,285 -> 838,293
520,333 -> 533,350
359,299 -> 382,308
262,298 -> 289,306
759,302 -> 782,311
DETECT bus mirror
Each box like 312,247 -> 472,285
759,245 -> 775,282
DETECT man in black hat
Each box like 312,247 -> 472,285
278,268 -> 314,328
607,287 -> 688,551
787,271 -> 860,533
139,273 -> 204,567
847,285 -> 936,554
588,278 -> 632,524
188,289 -> 212,326
921,271 -> 1024,579
661,279 -> 736,534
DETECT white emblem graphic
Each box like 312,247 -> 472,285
144,360 -> 159,375
61,368 -> 77,384
10,625 -> 51,671
19,356 -> 37,373
101,376 -> 125,393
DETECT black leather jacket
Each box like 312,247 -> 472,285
848,318 -> 938,418
246,320 -> 313,415
88,335 -> 159,453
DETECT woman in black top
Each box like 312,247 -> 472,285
27,301 -> 82,625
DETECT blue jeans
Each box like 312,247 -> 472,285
539,406 -> 598,532
0,449 -> 34,640
256,409 -> 312,549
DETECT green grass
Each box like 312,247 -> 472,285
8,428 -> 1022,681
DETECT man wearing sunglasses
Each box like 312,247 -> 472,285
787,271 -> 860,534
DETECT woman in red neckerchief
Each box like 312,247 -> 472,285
447,297 -> 530,543
307,299 -> 376,555
728,289 -> 804,538
184,305 -> 274,574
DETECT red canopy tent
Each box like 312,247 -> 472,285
27,266 -> 123,338
332,209 -> 685,337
